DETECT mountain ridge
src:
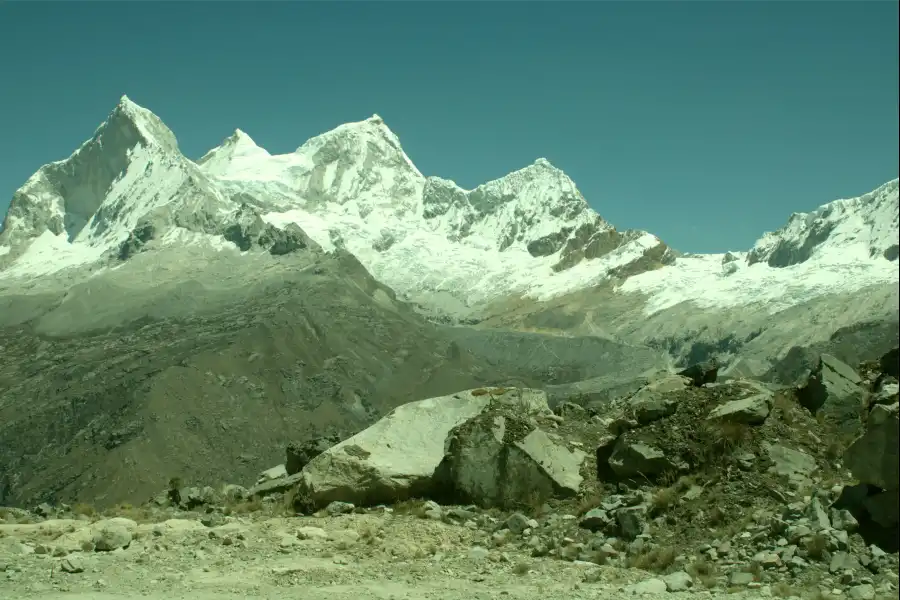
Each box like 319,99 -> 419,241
0,96 -> 897,321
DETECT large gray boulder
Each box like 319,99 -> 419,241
434,408 -> 586,508
797,354 -> 866,432
844,403 -> 900,492
625,374 -> 690,424
608,438 -> 681,479
706,393 -> 773,425
764,443 -> 818,490
286,435 -> 341,476
256,464 -> 287,485
677,360 -> 719,387
838,402 -> 899,551
295,388 -> 549,508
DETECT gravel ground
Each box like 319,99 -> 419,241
0,513 -> 809,600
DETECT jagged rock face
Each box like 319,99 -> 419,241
747,179 -> 899,268
1,99 -> 181,248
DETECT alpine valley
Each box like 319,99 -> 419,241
0,96 -> 897,507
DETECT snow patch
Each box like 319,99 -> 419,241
0,230 -> 108,278
622,243 -> 899,316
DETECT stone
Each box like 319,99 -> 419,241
435,400 -> 587,508
222,484 -> 248,502
678,361 -> 719,387
863,488 -> 899,528
92,521 -> 132,552
706,393 -> 772,425
848,583 -> 876,600
504,513 -> 533,535
60,557 -> 84,574
829,551 -> 861,574
765,443 -> 817,489
608,438 -> 680,479
297,388 -> 550,508
663,570 -> 693,591
728,571 -> 755,586
324,501 -> 354,516
296,526 -> 328,540
579,508 -> 612,533
797,354 -> 865,431
806,495 -> 832,530
844,403 -> 899,491
616,507 -> 647,541
626,578 -> 668,595
880,348 -> 899,379
285,435 -> 340,476
256,464 -> 287,484
555,402 -> 587,419
629,395 -> 679,425
830,509 -> 859,533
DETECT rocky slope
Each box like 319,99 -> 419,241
1,351 -> 897,600
0,239 -> 669,507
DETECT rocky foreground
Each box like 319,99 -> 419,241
2,350 -> 897,600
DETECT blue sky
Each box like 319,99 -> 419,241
0,1 -> 897,253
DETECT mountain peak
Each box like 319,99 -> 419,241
746,177 -> 899,267
223,128 -> 265,152
197,128 -> 269,173
104,95 -> 179,153
116,94 -> 138,112
531,157 -> 557,169
291,114 -> 423,178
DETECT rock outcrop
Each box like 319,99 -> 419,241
433,400 -> 587,509
797,354 -> 866,433
294,388 -> 548,508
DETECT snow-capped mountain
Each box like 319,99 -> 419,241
747,179 -> 899,267
619,179 -> 898,315
0,96 -> 897,319
0,97 -> 238,275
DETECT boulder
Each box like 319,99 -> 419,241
434,411 -> 587,508
797,354 -> 865,432
256,464 -> 287,484
247,472 -> 304,499
706,393 -> 773,425
677,360 -> 718,387
543,370 -> 670,413
626,374 -> 690,424
844,403 -> 899,492
765,443 -> 817,489
871,380 -> 899,407
880,347 -> 899,379
608,437 -> 681,479
295,388 -> 549,508
843,402 -> 899,542
91,519 -> 135,551
286,435 -> 341,476
863,488 -> 899,529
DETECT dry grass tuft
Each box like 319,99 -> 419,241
626,546 -> 677,573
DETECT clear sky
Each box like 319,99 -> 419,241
0,1 -> 897,253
